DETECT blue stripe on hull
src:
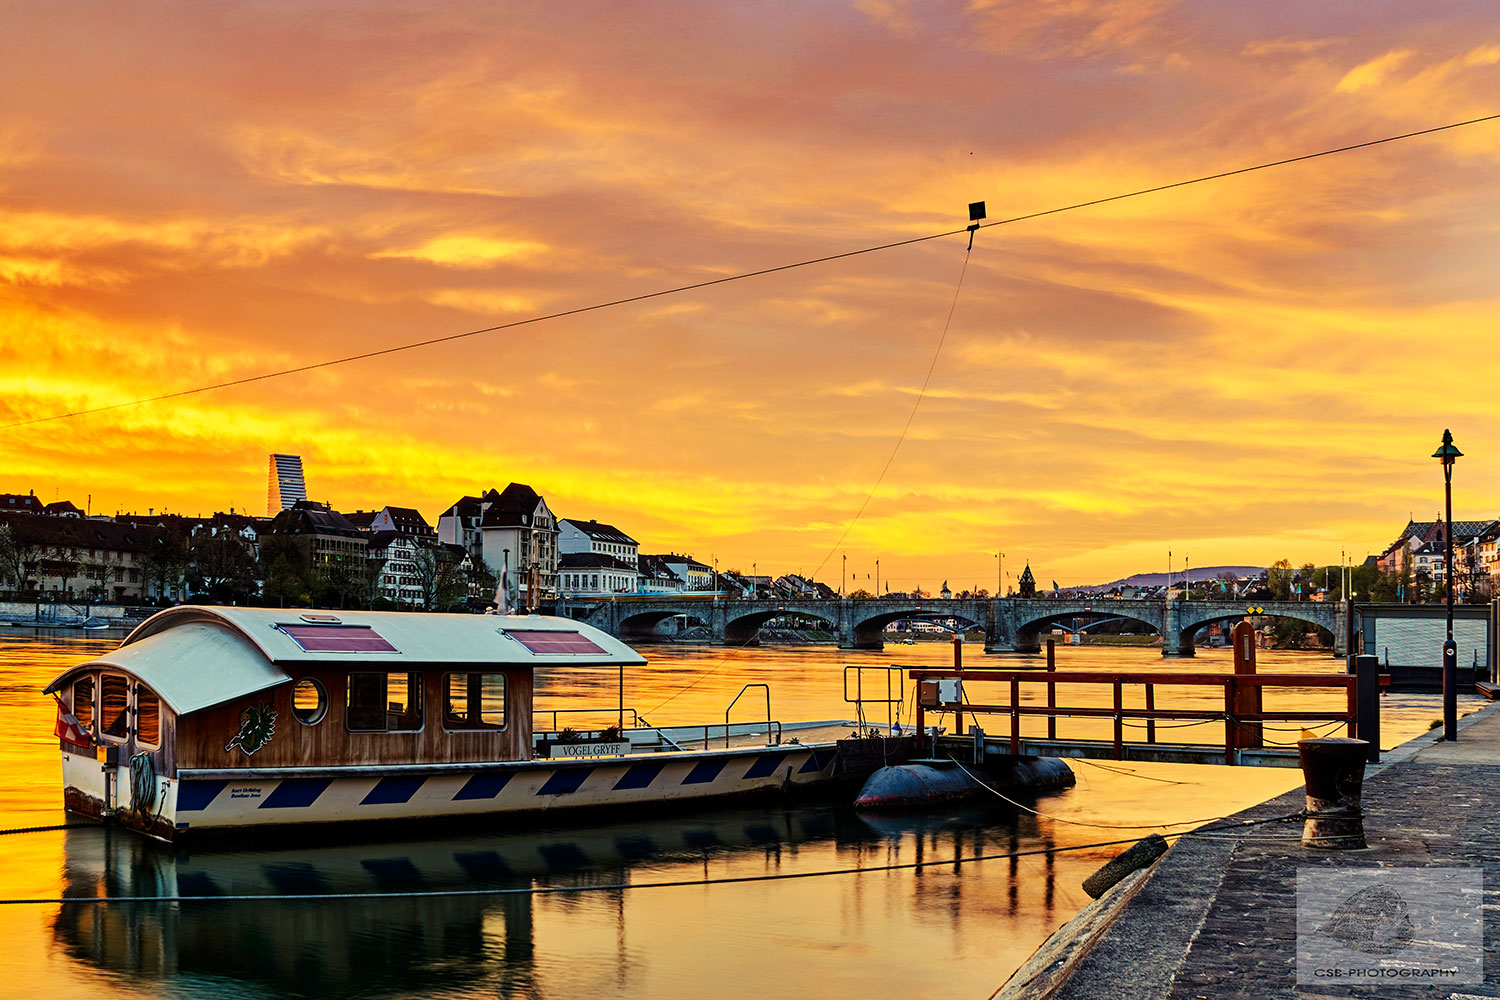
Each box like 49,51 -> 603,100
537,769 -> 591,796
260,778 -> 333,809
613,762 -> 665,790
177,780 -> 229,812
453,772 -> 513,800
800,750 -> 833,774
683,759 -> 729,785
361,776 -> 426,805
743,752 -> 790,779
172,744 -> 840,830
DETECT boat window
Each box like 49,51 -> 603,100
99,674 -> 129,741
73,676 -> 94,730
443,673 -> 507,730
293,678 -> 328,726
136,686 -> 160,746
345,672 -> 423,732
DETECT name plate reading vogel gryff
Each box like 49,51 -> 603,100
550,741 -> 629,758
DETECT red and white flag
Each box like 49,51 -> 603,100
54,699 -> 92,749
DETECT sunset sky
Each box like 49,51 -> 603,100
3,1 -> 1499,590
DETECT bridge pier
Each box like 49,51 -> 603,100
840,601 -> 888,649
984,606 -> 1031,654
1161,602 -> 1194,657
1161,632 -> 1196,657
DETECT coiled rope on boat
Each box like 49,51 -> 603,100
129,752 -> 158,823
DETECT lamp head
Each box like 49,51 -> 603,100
1432,428 -> 1463,466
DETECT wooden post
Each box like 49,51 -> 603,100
1046,672 -> 1057,740
1145,684 -> 1156,744
1223,679 -> 1236,766
1010,675 -> 1021,756
1112,677 -> 1123,760
1231,621 -> 1262,749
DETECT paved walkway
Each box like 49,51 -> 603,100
1049,704 -> 1500,999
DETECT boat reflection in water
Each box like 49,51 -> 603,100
52,801 -> 1068,998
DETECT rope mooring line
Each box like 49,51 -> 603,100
0,823 -> 89,836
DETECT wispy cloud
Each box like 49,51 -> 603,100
1,1 -> 1497,586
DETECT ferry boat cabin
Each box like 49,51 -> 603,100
44,606 -> 841,843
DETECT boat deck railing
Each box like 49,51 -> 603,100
533,706 -> 644,732
530,719 -> 869,758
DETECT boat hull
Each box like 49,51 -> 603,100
62,742 -> 847,843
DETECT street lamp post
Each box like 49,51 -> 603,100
1433,429 -> 1462,741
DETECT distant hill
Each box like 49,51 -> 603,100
1074,565 -> 1265,593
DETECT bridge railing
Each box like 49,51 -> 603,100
908,668 -> 1358,766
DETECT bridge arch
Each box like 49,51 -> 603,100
1015,608 -> 1162,652
617,608 -> 710,641
847,605 -> 986,649
723,604 -> 837,645
1176,606 -> 1336,655
1053,616 -> 1134,633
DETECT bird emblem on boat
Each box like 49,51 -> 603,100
225,701 -> 278,756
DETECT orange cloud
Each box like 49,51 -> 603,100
1,2 -> 1498,590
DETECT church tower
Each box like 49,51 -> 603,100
1018,563 -> 1036,598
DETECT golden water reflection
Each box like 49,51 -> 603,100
1,632 -> 1481,999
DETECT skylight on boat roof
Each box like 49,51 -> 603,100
277,624 -> 399,654
502,629 -> 606,655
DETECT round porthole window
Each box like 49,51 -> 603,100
292,678 -> 328,726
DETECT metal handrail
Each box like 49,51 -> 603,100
533,707 -> 642,732
909,668 -> 1359,765
634,715 -> 689,752
843,665 -> 904,732
724,684 -> 774,749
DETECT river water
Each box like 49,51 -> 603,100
0,630 -> 1478,1000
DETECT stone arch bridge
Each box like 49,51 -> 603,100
556,596 -> 1348,657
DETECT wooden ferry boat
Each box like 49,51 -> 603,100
44,606 -> 882,843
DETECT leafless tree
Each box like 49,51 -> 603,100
412,543 -> 466,610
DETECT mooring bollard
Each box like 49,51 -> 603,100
1298,736 -> 1369,850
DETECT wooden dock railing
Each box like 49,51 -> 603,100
908,668 -> 1360,766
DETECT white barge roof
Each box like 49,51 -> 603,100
44,606 -> 645,715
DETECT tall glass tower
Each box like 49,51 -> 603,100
267,454 -> 307,514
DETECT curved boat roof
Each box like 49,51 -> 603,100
44,606 -> 645,716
